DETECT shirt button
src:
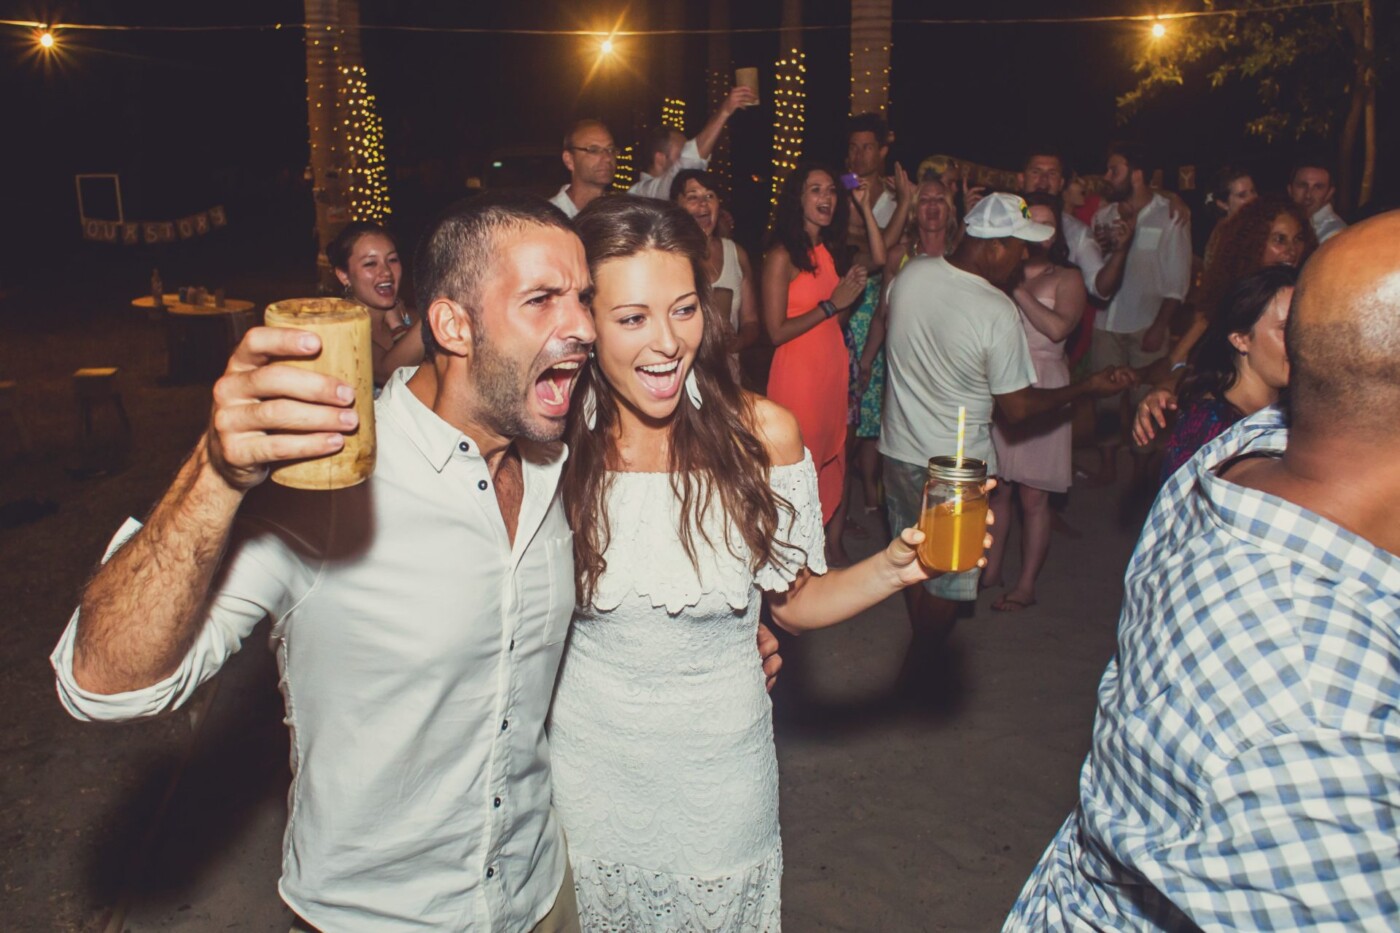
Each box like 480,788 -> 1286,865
458,441 -> 469,452
509,639 -> 515,651
493,796 -> 502,808
501,720 -> 509,731
478,480 -> 488,491
486,866 -> 495,879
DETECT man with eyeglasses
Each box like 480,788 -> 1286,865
550,119 -> 618,219
627,85 -> 756,201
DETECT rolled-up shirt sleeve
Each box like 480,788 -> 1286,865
1159,216 -> 1192,302
51,515 -> 307,722
1064,214 -> 1108,301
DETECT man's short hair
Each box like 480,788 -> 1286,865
644,125 -> 681,164
1107,140 -> 1152,181
1289,156 -> 1335,186
848,112 -> 888,147
563,119 -> 608,152
413,191 -> 574,360
1023,146 -> 1068,174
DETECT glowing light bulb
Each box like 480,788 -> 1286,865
601,38 -> 614,55
38,30 -> 55,49
1151,22 -> 1167,38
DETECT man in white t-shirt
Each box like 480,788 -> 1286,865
627,85 -> 755,201
1288,160 -> 1348,244
882,193 -> 1132,647
549,118 -> 616,219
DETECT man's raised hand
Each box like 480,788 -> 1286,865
206,327 -> 359,491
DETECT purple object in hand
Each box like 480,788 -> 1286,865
840,172 -> 860,190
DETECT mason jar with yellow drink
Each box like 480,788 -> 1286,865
917,456 -> 988,573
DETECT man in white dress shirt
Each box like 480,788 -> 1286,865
1018,149 -> 1128,303
549,119 -> 616,219
51,193 -> 597,932
1089,142 -> 1191,477
627,85 -> 755,201
1288,160 -> 1348,244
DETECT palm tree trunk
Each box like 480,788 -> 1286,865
849,0 -> 892,118
304,0 -> 355,288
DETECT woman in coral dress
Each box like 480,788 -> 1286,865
761,163 -> 885,564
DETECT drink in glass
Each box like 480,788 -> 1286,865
917,456 -> 988,573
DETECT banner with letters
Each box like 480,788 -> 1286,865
80,205 -> 228,246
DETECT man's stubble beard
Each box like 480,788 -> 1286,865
469,326 -> 563,445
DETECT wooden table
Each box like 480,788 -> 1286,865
130,294 -> 259,383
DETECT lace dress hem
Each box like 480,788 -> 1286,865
571,843 -> 783,933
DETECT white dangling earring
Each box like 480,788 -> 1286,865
582,379 -> 598,430
684,368 -> 703,409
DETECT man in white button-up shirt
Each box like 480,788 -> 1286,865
52,193 -> 597,932
627,84 -> 755,201
1089,142 -> 1192,380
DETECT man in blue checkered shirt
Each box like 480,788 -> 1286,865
1005,212 -> 1400,930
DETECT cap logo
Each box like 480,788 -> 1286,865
1019,199 -> 1031,219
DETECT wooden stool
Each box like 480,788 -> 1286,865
73,369 -> 132,467
0,379 -> 32,457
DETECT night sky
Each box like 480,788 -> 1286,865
2,0 -> 1393,282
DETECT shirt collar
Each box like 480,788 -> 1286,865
1193,407 -> 1400,596
378,367 -> 478,473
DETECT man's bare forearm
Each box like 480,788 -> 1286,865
1095,248 -> 1129,298
73,438 -> 246,694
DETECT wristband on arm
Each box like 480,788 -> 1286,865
820,299 -> 838,319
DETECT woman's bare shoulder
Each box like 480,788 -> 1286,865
744,393 -> 805,466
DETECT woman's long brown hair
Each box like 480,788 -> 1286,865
565,196 -> 794,607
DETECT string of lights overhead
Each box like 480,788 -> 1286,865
5,0 -> 1364,47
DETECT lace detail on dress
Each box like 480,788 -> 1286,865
572,844 -> 783,933
590,451 -> 828,615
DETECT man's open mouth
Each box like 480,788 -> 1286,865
534,360 -> 582,415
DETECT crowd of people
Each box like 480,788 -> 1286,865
48,87 -> 1397,933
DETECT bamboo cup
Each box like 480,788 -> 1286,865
735,67 -> 759,105
263,298 -> 376,490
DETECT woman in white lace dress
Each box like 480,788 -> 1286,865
549,197 -> 992,931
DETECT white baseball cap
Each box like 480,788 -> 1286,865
964,193 -> 1055,242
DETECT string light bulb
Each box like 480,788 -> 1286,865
37,28 -> 55,49
601,37 -> 614,55
1151,20 -> 1167,38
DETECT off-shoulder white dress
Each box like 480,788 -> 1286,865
549,453 -> 827,932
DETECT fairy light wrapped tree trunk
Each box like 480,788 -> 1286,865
769,0 -> 807,217
304,0 -> 391,288
850,0 -> 892,117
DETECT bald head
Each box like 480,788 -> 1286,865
1287,210 -> 1400,436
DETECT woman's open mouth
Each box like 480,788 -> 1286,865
636,360 -> 681,400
